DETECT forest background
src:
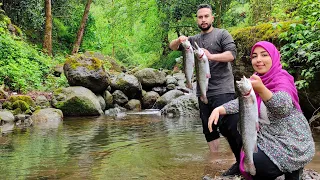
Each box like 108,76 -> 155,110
0,0 -> 319,96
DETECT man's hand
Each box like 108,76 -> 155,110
169,35 -> 188,50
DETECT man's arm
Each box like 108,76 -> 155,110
169,36 -> 188,50
203,50 -> 235,62
204,29 -> 236,62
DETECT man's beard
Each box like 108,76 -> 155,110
198,23 -> 212,31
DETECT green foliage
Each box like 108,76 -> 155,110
151,51 -> 182,70
222,1 -> 250,28
279,0 -> 320,89
230,20 -> 299,57
0,33 -> 67,92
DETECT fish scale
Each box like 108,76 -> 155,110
194,42 -> 210,104
236,76 -> 259,176
181,40 -> 195,89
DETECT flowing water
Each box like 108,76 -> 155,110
0,111 -> 319,180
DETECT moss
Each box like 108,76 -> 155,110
25,109 -> 32,115
12,100 -> 30,112
13,24 -> 22,36
2,101 -> 12,110
12,108 -> 22,115
65,54 -> 103,71
8,95 -> 35,107
55,96 -> 97,116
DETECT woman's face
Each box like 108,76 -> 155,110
251,46 -> 272,75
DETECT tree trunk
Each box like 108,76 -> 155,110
43,0 -> 52,56
214,0 -> 222,28
71,0 -> 93,54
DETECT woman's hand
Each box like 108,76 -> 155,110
250,74 -> 265,93
208,106 -> 226,132
250,74 -> 273,101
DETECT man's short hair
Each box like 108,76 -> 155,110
197,4 -> 212,11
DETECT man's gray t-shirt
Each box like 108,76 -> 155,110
181,28 -> 237,97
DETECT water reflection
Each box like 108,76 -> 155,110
0,112 -> 319,180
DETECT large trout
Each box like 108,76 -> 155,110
236,76 -> 259,176
194,42 -> 210,104
181,40 -> 195,89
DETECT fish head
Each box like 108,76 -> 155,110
194,42 -> 204,58
181,40 -> 192,50
236,76 -> 253,96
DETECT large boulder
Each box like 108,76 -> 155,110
30,108 -> 63,129
63,54 -> 110,93
0,110 -> 15,123
110,73 -> 142,99
51,86 -> 103,116
134,68 -> 166,90
161,94 -> 199,117
142,91 -> 160,109
153,90 -> 184,109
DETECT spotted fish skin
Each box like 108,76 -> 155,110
236,76 -> 259,176
194,42 -> 210,104
181,40 -> 195,89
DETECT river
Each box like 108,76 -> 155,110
0,111 -> 319,179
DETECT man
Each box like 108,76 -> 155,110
169,4 -> 242,176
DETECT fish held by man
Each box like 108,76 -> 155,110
236,76 -> 259,176
181,39 -> 195,89
194,42 -> 210,104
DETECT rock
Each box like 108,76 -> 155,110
0,110 -> 15,122
51,86 -> 103,116
110,73 -> 142,99
142,91 -> 159,109
63,54 -> 110,93
112,90 -> 129,106
161,94 -> 199,117
153,90 -> 184,109
134,68 -> 166,90
125,99 -> 141,111
30,108 -> 63,129
35,95 -> 50,109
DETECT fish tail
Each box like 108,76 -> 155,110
186,82 -> 193,89
249,163 -> 256,176
200,96 -> 208,104
244,162 -> 256,176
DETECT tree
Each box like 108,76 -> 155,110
43,0 -> 52,56
71,0 -> 93,54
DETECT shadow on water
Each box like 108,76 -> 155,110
0,110 -> 319,180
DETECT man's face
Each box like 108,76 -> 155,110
197,8 -> 214,31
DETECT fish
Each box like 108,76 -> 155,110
236,76 -> 259,176
181,40 -> 195,89
194,42 -> 210,104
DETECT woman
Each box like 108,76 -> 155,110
208,41 -> 315,179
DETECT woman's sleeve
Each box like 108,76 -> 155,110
223,98 -> 239,114
264,91 -> 294,117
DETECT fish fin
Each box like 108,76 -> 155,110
186,83 -> 193,89
201,96 -> 208,104
254,144 -> 258,153
256,122 -> 260,132
248,163 -> 256,176
237,122 -> 241,134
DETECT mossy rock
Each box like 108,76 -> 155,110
65,54 -> 103,71
8,95 -> 35,107
12,100 -> 30,112
2,101 -> 12,110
